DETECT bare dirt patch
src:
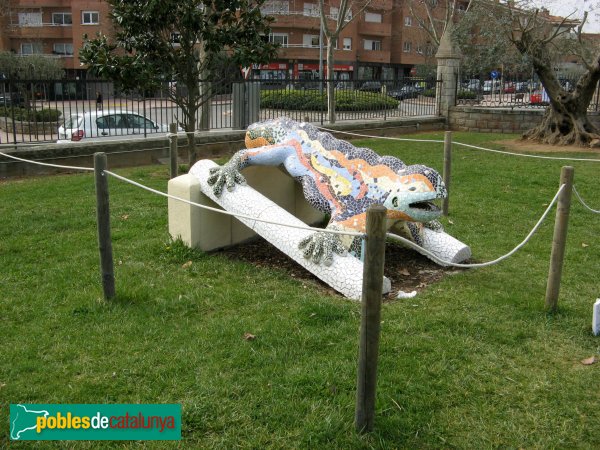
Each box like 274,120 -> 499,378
219,239 -> 465,300
493,138 -> 600,154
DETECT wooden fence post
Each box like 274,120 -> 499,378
355,204 -> 387,433
442,130 -> 452,216
545,166 -> 574,313
169,123 -> 178,179
94,152 -> 115,300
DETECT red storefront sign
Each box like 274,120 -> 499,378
252,63 -> 288,70
294,63 -> 353,78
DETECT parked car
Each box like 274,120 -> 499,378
359,81 -> 383,92
387,85 -> 420,100
413,81 -> 427,92
503,82 -> 516,94
335,81 -> 355,90
482,80 -> 501,93
0,93 -> 26,107
514,81 -> 529,93
57,110 -> 172,143
530,89 -> 550,105
463,79 -> 481,91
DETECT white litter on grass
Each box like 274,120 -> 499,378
397,290 -> 417,299
593,299 -> 600,336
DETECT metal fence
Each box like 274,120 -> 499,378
0,78 -> 440,145
455,75 -> 600,111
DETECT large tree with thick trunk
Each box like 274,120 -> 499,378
466,1 -> 599,147
510,11 -> 600,146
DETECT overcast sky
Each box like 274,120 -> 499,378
535,0 -> 600,32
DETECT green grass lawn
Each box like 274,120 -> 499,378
1,131 -> 599,448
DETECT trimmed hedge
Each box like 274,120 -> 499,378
0,106 -> 62,122
260,89 -> 399,111
457,90 -> 478,100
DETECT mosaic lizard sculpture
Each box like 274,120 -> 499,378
207,117 -> 447,265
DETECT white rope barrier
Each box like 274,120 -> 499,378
0,151 -> 571,269
387,184 -> 565,268
317,126 -> 445,143
0,146 -> 176,165
103,170 -> 365,238
316,126 -> 600,163
573,185 -> 600,214
0,150 -> 95,172
452,141 -> 600,162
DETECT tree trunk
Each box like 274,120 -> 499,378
186,132 -> 196,168
523,106 -> 600,146
327,36 -> 336,124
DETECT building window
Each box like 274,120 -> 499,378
404,16 -> 412,26
53,43 -> 74,55
364,39 -> 381,51
21,43 -> 43,55
52,13 -> 72,25
268,33 -> 289,46
457,4 -> 465,11
303,3 -> 319,17
365,12 -> 382,23
330,6 -> 338,19
18,12 -> 42,27
82,11 -> 99,25
260,0 -> 289,15
303,34 -> 320,47
343,37 -> 352,50
416,44 -> 423,54
403,41 -> 412,52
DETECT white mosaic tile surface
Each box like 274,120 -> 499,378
420,227 -> 472,265
190,160 -> 391,300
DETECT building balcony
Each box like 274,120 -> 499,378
277,45 -> 321,60
272,12 -> 321,30
357,50 -> 390,64
366,0 -> 393,11
16,0 -> 71,6
358,22 -> 391,37
7,24 -> 72,40
277,44 -> 356,61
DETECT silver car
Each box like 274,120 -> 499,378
57,110 -> 170,143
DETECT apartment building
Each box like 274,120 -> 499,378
257,0 -> 395,81
0,0 -> 112,77
0,0 -> 466,81
257,0 -> 473,81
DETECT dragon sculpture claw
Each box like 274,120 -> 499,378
207,154 -> 247,196
298,229 -> 348,266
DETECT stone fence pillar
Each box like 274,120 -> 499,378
435,22 -> 462,119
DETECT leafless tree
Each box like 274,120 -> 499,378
318,0 -> 375,123
479,1 -> 600,146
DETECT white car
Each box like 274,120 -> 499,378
57,110 -> 171,143
482,80 -> 501,93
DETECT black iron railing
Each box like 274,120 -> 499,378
0,77 -> 440,145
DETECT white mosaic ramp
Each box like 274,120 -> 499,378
420,227 -> 472,265
190,160 -> 391,300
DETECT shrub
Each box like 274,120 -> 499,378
34,108 -> 62,122
457,90 -> 478,100
261,89 -> 399,111
0,106 -> 61,122
422,89 -> 436,97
